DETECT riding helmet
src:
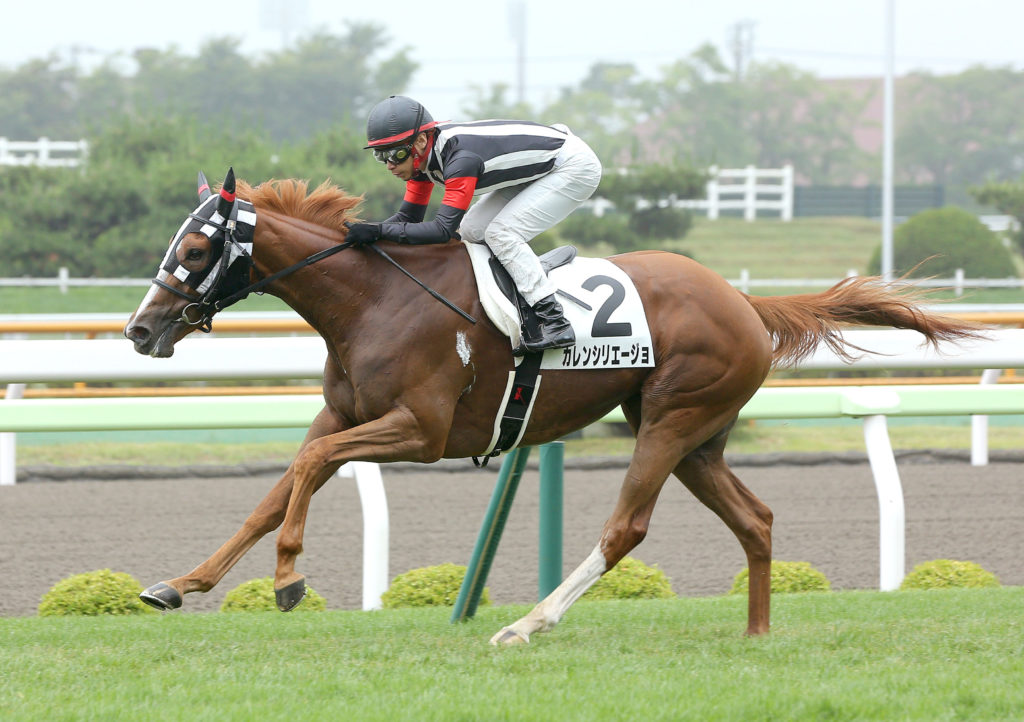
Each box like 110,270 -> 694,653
363,95 -> 438,149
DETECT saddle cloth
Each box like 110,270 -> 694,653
462,241 -> 655,370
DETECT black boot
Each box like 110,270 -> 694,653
517,294 -> 576,354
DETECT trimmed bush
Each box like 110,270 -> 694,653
900,560 -> 1000,591
730,560 -> 831,595
38,569 -> 158,617
582,556 -> 675,601
867,206 -> 1018,278
381,563 -> 488,609
220,577 -> 327,612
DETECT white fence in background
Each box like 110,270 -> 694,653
0,138 -> 89,168
3,266 -> 1021,297
589,165 -> 794,222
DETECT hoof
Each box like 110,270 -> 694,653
275,577 -> 306,612
139,582 -> 182,611
489,627 -> 529,646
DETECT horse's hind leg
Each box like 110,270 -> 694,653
490,402 -> 732,645
674,426 -> 773,635
139,406 -> 345,610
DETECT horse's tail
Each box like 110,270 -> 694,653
743,276 -> 985,368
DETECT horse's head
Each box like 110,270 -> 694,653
124,168 -> 257,357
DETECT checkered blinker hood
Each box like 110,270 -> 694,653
159,168 -> 257,296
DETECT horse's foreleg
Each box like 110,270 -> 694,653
139,407 -> 344,611
273,405 -> 445,611
675,433 -> 773,636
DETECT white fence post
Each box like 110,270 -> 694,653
338,461 -> 389,610
781,164 -> 794,221
0,384 -> 25,486
744,165 -> 757,221
706,165 -> 719,220
862,413 -> 905,591
58,267 -> 70,295
971,368 -> 1003,466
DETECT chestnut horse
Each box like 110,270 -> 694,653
124,170 -> 977,644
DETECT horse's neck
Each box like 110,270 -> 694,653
251,213 -> 363,333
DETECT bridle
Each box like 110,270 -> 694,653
150,168 -> 474,333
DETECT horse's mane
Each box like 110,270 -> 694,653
235,179 -> 363,233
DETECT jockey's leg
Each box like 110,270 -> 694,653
481,134 -> 602,353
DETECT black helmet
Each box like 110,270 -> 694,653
364,95 -> 438,149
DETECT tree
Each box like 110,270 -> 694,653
970,177 -> 1024,255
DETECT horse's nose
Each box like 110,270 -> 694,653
124,322 -> 150,346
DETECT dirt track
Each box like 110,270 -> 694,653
2,457 -> 1022,617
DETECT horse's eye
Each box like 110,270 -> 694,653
186,248 -> 204,261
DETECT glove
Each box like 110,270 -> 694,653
345,222 -> 382,246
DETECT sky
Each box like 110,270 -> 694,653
1,0 -> 1021,118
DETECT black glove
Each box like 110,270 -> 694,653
346,222 -> 382,246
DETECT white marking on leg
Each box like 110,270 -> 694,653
456,331 -> 472,366
491,545 -> 607,644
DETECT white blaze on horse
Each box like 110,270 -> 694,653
125,169 -> 979,644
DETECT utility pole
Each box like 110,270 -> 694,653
508,0 -> 527,105
882,0 -> 895,281
728,20 -> 756,81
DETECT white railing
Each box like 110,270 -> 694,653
0,138 -> 89,168
1,331 -> 1022,595
678,164 -> 794,221
4,266 -> 1021,297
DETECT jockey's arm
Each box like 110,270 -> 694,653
379,155 -> 482,245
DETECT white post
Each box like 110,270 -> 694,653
38,137 -> 50,165
781,164 -> 794,221
744,164 -> 757,221
739,268 -> 750,294
971,369 -> 1003,466
955,268 -> 964,297
338,461 -> 389,610
862,414 -> 905,591
1,383 -> 26,486
58,267 -> 70,295
881,0 -> 895,280
706,165 -> 719,220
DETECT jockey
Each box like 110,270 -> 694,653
348,95 -> 603,354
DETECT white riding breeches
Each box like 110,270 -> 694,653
459,131 -> 602,307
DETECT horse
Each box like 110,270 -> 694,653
124,169 -> 979,644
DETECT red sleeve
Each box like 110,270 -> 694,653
441,176 -> 478,211
404,179 -> 434,206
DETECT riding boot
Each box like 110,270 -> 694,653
517,294 -> 576,354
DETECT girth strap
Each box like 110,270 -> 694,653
473,351 -> 543,467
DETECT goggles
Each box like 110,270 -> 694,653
373,144 -> 414,165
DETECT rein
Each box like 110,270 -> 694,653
157,219 -> 476,329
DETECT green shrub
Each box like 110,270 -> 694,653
867,206 -> 1018,278
628,206 -> 693,240
730,560 -> 831,595
557,211 -> 635,252
38,569 -> 158,617
900,560 -> 1001,590
220,577 -> 327,612
582,556 -> 675,601
381,563 -> 488,609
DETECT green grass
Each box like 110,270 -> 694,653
2,589 -> 1022,721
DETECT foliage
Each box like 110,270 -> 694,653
380,563 -> 489,609
900,560 -> 1000,591
556,211 -> 635,252
581,556 -> 675,601
730,560 -> 831,595
220,577 -> 327,612
37,569 -> 157,616
970,177 -> 1024,255
866,206 -> 1018,278
628,207 -> 693,240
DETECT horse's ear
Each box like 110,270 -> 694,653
217,167 -> 236,219
197,171 -> 211,202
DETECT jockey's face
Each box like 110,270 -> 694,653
386,132 -> 430,181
